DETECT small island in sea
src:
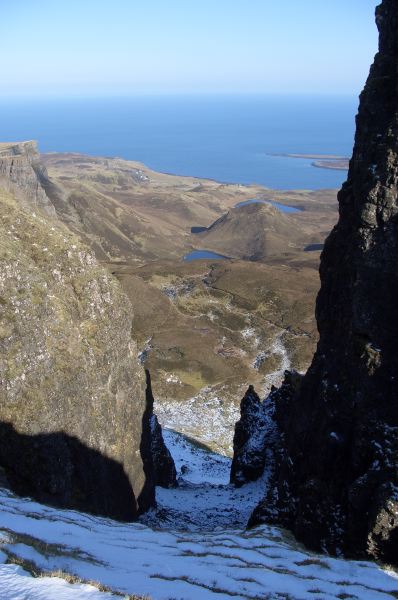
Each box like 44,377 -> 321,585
270,152 -> 349,171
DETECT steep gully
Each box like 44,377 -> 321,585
1,436 -> 397,600
0,135 -> 293,528
152,0 -> 398,570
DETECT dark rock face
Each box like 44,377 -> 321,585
230,373 -> 300,490
146,370 -> 178,489
230,386 -> 268,487
150,414 -> 178,488
252,0 -> 398,565
0,424 -> 137,521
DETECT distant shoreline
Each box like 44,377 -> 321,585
311,159 -> 348,171
269,153 -> 349,171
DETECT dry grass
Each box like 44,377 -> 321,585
4,550 -> 150,599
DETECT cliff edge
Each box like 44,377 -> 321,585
0,142 -> 158,519
0,141 -> 57,216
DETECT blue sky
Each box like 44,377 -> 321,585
0,0 -> 379,96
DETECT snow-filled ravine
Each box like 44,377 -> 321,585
0,430 -> 398,600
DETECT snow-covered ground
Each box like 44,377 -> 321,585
140,429 -> 268,531
155,389 -> 241,455
0,553 -> 117,600
0,429 -> 398,600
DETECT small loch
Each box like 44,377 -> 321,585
234,198 -> 301,213
191,226 -> 208,234
183,250 -> 230,262
304,243 -> 324,252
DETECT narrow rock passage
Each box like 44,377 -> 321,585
140,429 -> 268,531
0,429 -> 397,599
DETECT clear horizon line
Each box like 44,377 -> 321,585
0,90 -> 360,100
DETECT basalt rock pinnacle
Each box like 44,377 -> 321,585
230,386 -> 268,487
250,0 -> 398,564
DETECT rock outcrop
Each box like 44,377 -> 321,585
0,143 -> 157,519
250,0 -> 398,565
146,371 -> 178,488
0,141 -> 56,216
230,386 -> 268,487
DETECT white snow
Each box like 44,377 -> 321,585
155,387 -> 241,455
138,337 -> 153,365
141,429 -> 268,531
252,350 -> 268,370
0,547 -> 117,600
0,429 -> 397,600
165,373 -> 182,384
240,328 -> 260,347
262,331 -> 291,391
163,429 -> 231,486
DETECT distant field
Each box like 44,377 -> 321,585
42,152 -> 339,452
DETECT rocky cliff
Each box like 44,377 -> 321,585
248,0 -> 398,565
0,141 -> 174,519
0,141 -> 56,216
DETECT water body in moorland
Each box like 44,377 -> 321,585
0,94 -> 355,189
183,249 -> 230,261
235,198 -> 301,213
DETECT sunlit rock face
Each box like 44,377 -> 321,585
251,0 -> 398,565
0,141 -> 56,216
0,142 -> 155,520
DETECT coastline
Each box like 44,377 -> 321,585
269,152 -> 349,172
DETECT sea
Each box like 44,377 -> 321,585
0,94 -> 358,190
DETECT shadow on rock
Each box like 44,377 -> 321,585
0,421 -> 139,521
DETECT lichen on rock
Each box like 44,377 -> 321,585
0,147 -> 156,519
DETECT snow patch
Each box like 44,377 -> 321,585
155,386 -> 241,455
262,331 -> 291,392
138,337 -> 153,364
141,429 -> 268,531
0,552 -> 117,599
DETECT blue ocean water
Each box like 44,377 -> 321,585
0,95 -> 357,190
